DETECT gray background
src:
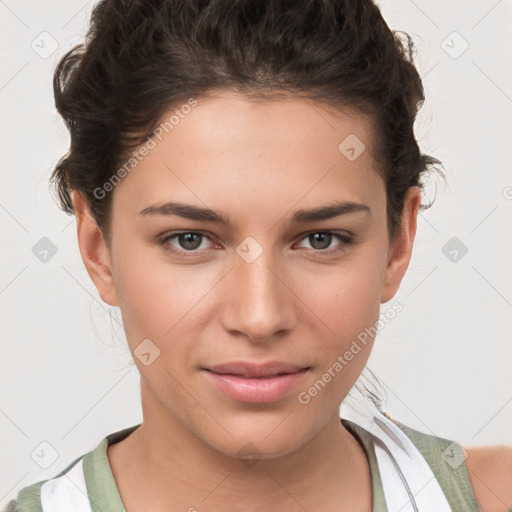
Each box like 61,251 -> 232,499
1,0 -> 511,505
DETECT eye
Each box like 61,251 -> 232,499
295,231 -> 353,254
157,231 -> 217,257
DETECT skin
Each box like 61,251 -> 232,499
72,90 -> 424,511
465,446 -> 512,511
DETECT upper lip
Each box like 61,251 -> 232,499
203,361 -> 310,378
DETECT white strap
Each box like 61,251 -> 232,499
340,400 -> 452,511
40,458 -> 93,512
374,440 -> 419,512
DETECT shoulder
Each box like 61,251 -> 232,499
1,480 -> 45,512
463,444 -> 512,512
382,415 -> 481,509
3,426 -> 138,512
387,414 -> 512,511
2,453 -> 87,512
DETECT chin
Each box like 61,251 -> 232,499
198,419 -> 310,464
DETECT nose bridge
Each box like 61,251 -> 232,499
223,236 -> 293,341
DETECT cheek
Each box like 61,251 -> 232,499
117,270 -> 212,345
305,258 -> 384,338
111,239 -> 212,343
300,256 -> 385,383
292,270 -> 382,413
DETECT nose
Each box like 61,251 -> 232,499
221,251 -> 296,343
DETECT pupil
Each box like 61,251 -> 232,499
311,232 -> 331,250
181,233 -> 201,250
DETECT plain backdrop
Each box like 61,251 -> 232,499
1,0 -> 511,505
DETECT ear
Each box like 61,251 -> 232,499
380,186 -> 421,304
72,191 -> 119,306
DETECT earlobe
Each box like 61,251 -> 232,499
72,191 -> 119,307
380,186 -> 421,304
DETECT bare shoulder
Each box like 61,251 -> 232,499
463,444 -> 512,512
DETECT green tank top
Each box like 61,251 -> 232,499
3,415 -> 504,512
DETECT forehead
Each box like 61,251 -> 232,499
112,91 -> 385,225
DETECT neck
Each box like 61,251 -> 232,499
107,387 -> 372,512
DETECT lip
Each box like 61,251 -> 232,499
201,361 -> 310,403
204,360 -> 309,378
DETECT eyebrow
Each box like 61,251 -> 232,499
138,200 -> 371,225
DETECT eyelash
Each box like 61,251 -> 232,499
156,230 -> 353,259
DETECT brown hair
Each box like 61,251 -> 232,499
50,0 -> 444,248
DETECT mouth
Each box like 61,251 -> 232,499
201,366 -> 311,403
203,361 -> 311,379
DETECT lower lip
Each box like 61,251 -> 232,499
202,368 -> 310,403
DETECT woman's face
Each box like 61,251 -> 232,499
75,91 -> 419,460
